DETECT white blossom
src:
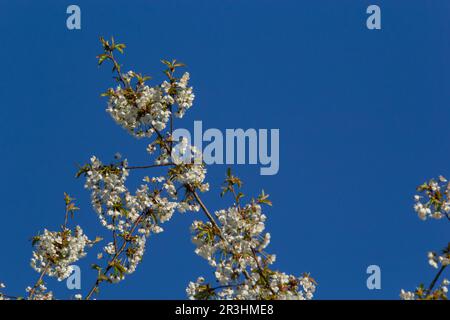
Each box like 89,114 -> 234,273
30,226 -> 90,281
188,201 -> 315,300
400,289 -> 415,300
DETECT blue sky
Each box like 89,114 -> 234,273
0,0 -> 449,299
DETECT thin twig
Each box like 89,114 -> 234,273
191,190 -> 223,238
427,265 -> 447,293
27,265 -> 50,300
85,213 -> 146,300
251,248 -> 276,295
126,163 -> 175,170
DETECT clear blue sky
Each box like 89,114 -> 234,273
0,0 -> 449,299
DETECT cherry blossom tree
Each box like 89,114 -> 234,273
3,37 -> 444,301
0,37 -> 315,300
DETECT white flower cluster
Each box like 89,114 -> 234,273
400,175 -> 450,300
106,71 -> 194,138
125,235 -> 146,274
413,176 -> 450,220
85,156 -> 130,231
188,203 -> 315,300
427,251 -> 450,269
174,164 -> 208,191
400,278 -> 449,300
162,72 -> 195,118
85,156 -> 201,231
84,153 -> 206,282
170,137 -> 209,191
106,235 -> 147,283
26,283 -> 54,300
399,289 -> 415,300
0,283 -> 7,300
30,226 -> 90,281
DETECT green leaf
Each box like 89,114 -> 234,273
97,54 -> 108,65
91,264 -> 102,271
31,236 -> 40,246
97,273 -> 109,282
115,43 -> 126,54
161,59 -> 171,67
92,236 -> 103,244
257,190 -> 272,206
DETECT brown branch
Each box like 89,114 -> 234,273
427,265 -> 447,294
125,163 -> 175,170
27,265 -> 50,300
85,213 -> 146,300
251,248 -> 276,296
107,52 -> 128,88
191,190 -> 223,239
191,189 -> 255,284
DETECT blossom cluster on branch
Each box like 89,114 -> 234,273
0,194 -> 100,300
1,36 -> 448,302
85,37 -> 314,300
2,36 -> 448,302
30,226 -> 90,281
0,37 -> 315,300
187,171 -> 316,299
400,177 -> 449,300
